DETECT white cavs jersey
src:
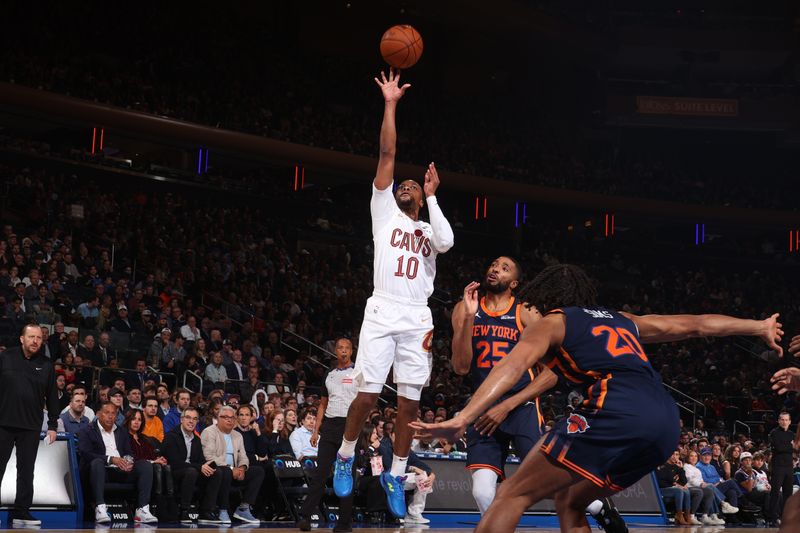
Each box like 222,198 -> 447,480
370,185 -> 438,303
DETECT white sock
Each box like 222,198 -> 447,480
471,469 -> 498,514
390,454 -> 408,478
338,437 -> 357,458
585,499 -> 604,516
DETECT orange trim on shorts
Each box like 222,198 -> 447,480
541,436 -> 557,455
557,455 -> 605,488
595,374 -> 611,410
605,475 -> 625,492
466,463 -> 505,480
480,296 -> 515,317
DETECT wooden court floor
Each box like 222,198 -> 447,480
47,527 -> 780,532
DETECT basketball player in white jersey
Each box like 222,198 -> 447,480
332,68 -> 454,519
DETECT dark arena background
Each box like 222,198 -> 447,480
1,1 -> 799,531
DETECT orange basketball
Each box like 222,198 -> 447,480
380,25 -> 423,69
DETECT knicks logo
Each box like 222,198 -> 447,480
566,414 -> 590,434
422,330 -> 434,352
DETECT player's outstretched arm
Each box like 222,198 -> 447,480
474,365 -> 558,436
622,312 -> 783,355
424,162 -> 454,252
451,282 -> 480,375
412,314 -> 564,442
374,68 -> 410,191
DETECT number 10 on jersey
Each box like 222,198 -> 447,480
394,255 -> 419,280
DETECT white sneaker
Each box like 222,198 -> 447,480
701,514 -> 716,525
711,513 -> 726,525
135,505 -> 158,524
95,504 -> 111,523
404,513 -> 430,524
688,514 -> 702,525
720,501 -> 739,514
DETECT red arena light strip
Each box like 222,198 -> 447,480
301,166 -> 305,189
99,128 -> 105,151
475,197 -> 479,220
294,166 -> 299,191
91,127 -> 96,155
483,197 -> 487,218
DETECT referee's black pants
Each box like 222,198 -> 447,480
299,416 -> 355,521
0,426 -> 41,512
767,463 -> 794,520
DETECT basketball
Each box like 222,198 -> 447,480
380,25 -> 423,69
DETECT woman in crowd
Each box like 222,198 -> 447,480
264,410 -> 293,456
723,444 -> 742,480
284,408 -> 298,434
684,450 -> 725,525
124,409 -> 167,464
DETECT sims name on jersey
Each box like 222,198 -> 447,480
582,308 -> 613,319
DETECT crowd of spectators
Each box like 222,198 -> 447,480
3,3 -> 799,210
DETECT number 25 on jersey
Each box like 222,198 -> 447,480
475,340 -> 510,368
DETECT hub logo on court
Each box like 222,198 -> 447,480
567,413 -> 590,434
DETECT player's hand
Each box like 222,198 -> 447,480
46,430 -> 57,444
423,162 -> 440,198
409,416 -> 468,443
474,403 -> 511,436
462,281 -> 480,316
788,334 -> 800,356
375,68 -> 410,103
310,431 -> 319,448
762,313 -> 783,356
771,367 -> 800,395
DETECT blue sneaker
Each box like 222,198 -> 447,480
219,509 -> 232,524
333,454 -> 355,497
380,472 -> 407,518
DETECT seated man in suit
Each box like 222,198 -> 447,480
162,406 -> 226,524
77,402 -> 158,524
201,405 -> 264,524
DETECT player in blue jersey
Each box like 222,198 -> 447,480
451,257 -> 626,531
415,264 -> 783,533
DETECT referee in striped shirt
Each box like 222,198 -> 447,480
298,338 -> 358,532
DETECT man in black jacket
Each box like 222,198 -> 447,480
766,411 -> 796,526
0,324 -> 59,527
77,402 -> 157,524
162,406 -> 225,524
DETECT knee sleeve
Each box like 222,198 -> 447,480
396,382 -> 424,401
471,469 -> 498,514
358,381 -> 384,394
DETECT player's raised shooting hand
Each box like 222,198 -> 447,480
409,416 -> 467,443
424,162 -> 440,197
462,281 -> 480,316
762,313 -> 783,357
375,67 -> 410,103
771,367 -> 800,395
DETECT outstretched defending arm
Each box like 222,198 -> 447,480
374,68 -> 410,191
424,162 -> 454,252
622,312 -> 783,355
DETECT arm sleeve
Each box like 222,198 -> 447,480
426,196 -> 454,253
370,184 -> 399,237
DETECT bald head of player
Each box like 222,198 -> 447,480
394,179 -> 424,217
483,256 -> 522,294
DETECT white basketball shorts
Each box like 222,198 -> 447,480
353,293 -> 434,388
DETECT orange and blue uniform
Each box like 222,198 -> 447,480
540,306 -> 679,491
466,296 -> 545,478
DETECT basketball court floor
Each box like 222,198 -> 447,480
3,526 -> 778,532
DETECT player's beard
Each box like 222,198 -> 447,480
396,195 -> 417,216
483,278 -> 510,294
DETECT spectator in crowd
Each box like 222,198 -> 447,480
284,408 -> 298,434
734,451 -> 767,511
657,450 -> 700,525
162,406 -> 226,524
289,407 -> 318,460
234,405 -> 269,465
696,447 -> 744,514
142,397 -> 165,442
110,305 -> 135,333
107,387 -> 126,427
226,349 -> 246,382
126,387 -> 143,411
683,450 -> 724,525
264,410 -> 293,457
200,405 -> 264,524
163,334 -> 187,375
155,383 -> 171,420
751,452 -> 771,493
54,374 -> 69,411
205,351 -> 228,390
78,334 -> 100,366
76,296 -> 100,326
124,409 -> 166,465
722,444 -> 742,480
149,328 -> 171,369
163,388 -> 192,433
180,316 -> 201,344
95,332 -> 117,366
77,402 -> 157,524
60,392 -> 91,434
